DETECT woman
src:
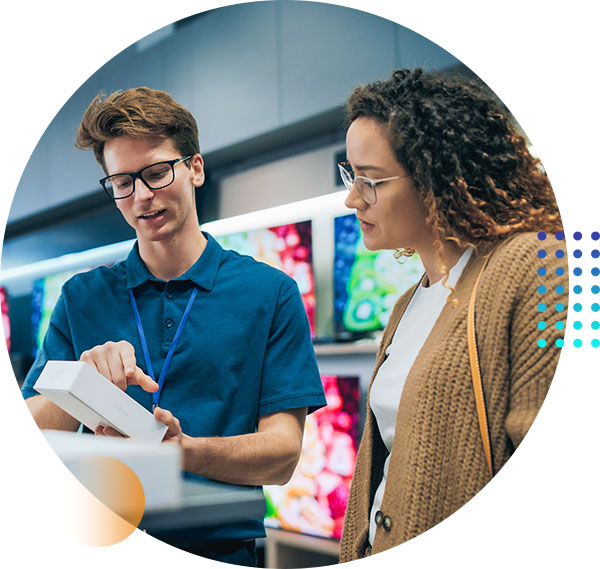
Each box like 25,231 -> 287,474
338,68 -> 566,560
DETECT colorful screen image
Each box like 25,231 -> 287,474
334,214 -> 423,335
216,221 -> 316,337
264,375 -> 360,540
31,267 -> 99,354
1,287 -> 10,352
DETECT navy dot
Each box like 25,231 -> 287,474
556,250 -> 564,258
574,232 -> 582,240
556,231 -> 565,240
538,267 -> 547,276
593,250 -> 600,259
592,232 -> 600,240
538,250 -> 547,259
574,267 -> 582,276
574,249 -> 582,258
593,268 -> 600,276
556,267 -> 565,276
537,231 -> 546,240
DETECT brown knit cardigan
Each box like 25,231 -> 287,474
340,232 -> 567,561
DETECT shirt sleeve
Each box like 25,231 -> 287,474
20,291 -> 76,399
258,278 -> 326,417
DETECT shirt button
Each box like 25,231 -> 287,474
375,510 -> 383,526
165,292 -> 173,299
382,515 -> 392,532
165,319 -> 174,328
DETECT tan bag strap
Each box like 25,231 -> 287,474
467,252 -> 494,478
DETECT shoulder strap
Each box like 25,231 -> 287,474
467,252 -> 494,478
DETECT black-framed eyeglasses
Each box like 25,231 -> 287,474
338,161 -> 410,205
100,155 -> 193,200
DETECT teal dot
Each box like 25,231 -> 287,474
555,321 -> 565,330
593,285 -> 600,294
538,321 -> 547,330
574,321 -> 583,330
574,303 -> 582,312
537,303 -> 547,312
537,339 -> 547,348
537,285 -> 547,294
574,339 -> 583,348
593,303 -> 600,312
593,339 -> 600,348
555,303 -> 565,312
592,321 -> 600,330
555,285 -> 565,294
555,338 -> 564,348
574,285 -> 582,294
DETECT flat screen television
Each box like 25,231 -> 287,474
31,267 -> 98,355
1,286 -> 10,352
334,213 -> 423,337
216,220 -> 316,337
263,374 -> 360,540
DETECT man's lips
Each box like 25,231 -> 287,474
138,209 -> 166,220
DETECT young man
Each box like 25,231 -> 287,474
20,87 -> 326,566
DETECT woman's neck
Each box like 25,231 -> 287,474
418,240 -> 468,287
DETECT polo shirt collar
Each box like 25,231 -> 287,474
125,232 -> 223,291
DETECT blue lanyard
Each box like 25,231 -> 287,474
128,286 -> 199,410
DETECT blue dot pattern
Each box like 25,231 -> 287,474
537,232 -> 566,348
568,230 -> 600,349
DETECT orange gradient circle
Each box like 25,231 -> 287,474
67,456 -> 145,546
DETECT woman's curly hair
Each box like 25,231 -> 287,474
346,68 -> 562,254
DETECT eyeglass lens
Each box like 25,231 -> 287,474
104,162 -> 175,198
338,164 -> 376,204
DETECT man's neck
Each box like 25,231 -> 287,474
138,228 -> 208,281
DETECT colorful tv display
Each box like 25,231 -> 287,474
264,374 -> 360,540
216,220 -> 316,337
1,287 -> 10,352
31,267 -> 97,354
334,213 -> 423,336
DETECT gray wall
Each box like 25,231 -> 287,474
8,1 -> 459,225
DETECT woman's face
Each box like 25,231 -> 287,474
344,117 -> 432,252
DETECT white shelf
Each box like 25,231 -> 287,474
313,339 -> 380,356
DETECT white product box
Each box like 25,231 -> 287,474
43,429 -> 182,510
34,360 -> 168,442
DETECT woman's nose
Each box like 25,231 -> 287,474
344,183 -> 367,210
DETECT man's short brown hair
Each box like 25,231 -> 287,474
76,87 -> 199,171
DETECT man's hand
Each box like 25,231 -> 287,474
80,340 -> 158,393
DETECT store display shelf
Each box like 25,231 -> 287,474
265,528 -> 340,568
313,339 -> 379,356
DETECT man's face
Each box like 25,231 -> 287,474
103,136 -> 204,246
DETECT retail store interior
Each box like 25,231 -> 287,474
2,3 -> 476,567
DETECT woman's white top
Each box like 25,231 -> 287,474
368,248 -> 472,545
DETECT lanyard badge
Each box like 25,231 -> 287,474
129,286 -> 199,410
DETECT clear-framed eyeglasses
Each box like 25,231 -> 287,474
337,161 -> 409,205
100,155 -> 193,200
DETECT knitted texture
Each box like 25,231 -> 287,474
340,232 -> 567,561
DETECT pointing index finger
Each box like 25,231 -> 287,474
128,366 -> 159,393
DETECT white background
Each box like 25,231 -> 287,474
1,1 -> 598,567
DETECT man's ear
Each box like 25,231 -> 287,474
190,153 -> 205,188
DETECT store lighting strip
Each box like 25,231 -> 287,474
0,191 -> 349,285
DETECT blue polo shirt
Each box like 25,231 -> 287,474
22,232 -> 326,543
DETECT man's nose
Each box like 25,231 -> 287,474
133,176 -> 154,201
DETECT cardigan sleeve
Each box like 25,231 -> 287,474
504,235 -> 567,448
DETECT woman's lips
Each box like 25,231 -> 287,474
359,219 -> 375,233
